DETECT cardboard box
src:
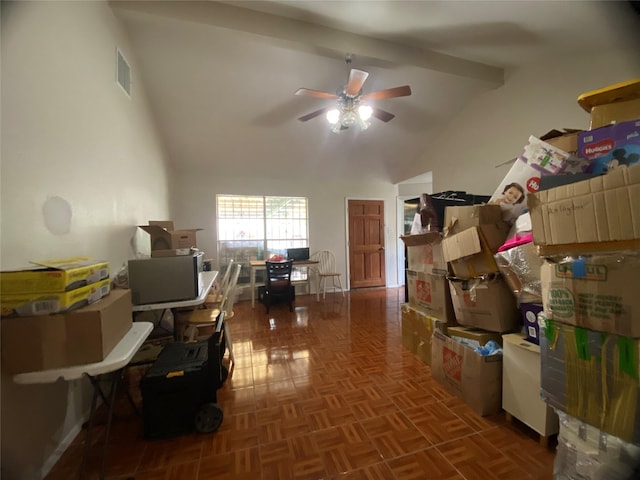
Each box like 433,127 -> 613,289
443,204 -> 505,237
527,163 -> 640,246
138,221 -> 202,252
589,98 -> 640,130
406,270 -> 455,322
579,119 -> 640,174
150,248 -> 194,257
431,330 -> 503,416
401,304 -> 445,365
441,224 -> 509,279
400,232 -> 447,274
521,303 -> 544,345
541,254 -> 640,337
540,129 -> 582,157
447,325 -> 503,350
577,77 -> 640,130
540,320 -> 640,444
448,276 -> 521,333
1,278 -> 111,316
1,257 -> 109,294
1,289 -> 133,374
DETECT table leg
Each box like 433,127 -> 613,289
99,371 -> 120,480
250,266 -> 256,308
79,375 -> 100,480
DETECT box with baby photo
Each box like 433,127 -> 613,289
490,136 -> 591,224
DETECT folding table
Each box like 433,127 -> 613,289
13,321 -> 153,480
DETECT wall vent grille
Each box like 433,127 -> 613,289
116,48 -> 131,96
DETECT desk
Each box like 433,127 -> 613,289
249,260 -> 318,308
132,271 -> 218,338
14,322 -> 153,480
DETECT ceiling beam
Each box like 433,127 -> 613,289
110,0 -> 504,86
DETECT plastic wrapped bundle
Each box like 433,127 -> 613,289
554,410 -> 640,480
495,237 -> 543,303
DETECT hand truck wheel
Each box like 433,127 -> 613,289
194,402 -> 223,433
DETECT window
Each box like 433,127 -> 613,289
216,195 -> 309,284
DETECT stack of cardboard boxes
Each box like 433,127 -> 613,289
1,258 -> 134,374
402,204 -> 520,416
525,79 -> 640,477
399,79 -> 640,470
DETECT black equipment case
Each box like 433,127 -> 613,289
140,311 -> 226,439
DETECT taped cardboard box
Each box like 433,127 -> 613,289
401,304 -> 446,365
1,289 -> 133,374
527,163 -> 640,247
400,232 -> 447,275
406,270 -> 455,323
138,221 -> 202,252
431,330 -> 503,416
441,224 -> 509,279
443,204 -> 505,237
1,257 -> 109,295
448,276 -> 520,333
540,320 -> 640,445
541,254 -> 640,338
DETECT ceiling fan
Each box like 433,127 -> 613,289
295,56 -> 412,132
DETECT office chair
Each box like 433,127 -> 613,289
310,250 -> 344,300
263,260 -> 294,313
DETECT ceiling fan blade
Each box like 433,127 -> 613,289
371,108 -> 395,122
295,88 -> 338,100
361,85 -> 412,101
345,69 -> 369,97
298,108 -> 331,122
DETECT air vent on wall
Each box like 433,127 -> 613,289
116,48 -> 131,96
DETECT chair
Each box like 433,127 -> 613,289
310,250 -> 344,300
263,260 -> 294,313
184,264 -> 242,365
206,259 -> 234,306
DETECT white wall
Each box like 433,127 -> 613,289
407,49 -> 640,195
171,172 -> 401,290
1,1 -> 171,478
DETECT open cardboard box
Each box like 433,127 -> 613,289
431,330 -> 503,416
400,232 -> 447,274
442,223 -> 509,279
138,221 -> 202,253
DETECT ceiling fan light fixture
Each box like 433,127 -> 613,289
341,111 -> 358,127
326,109 -> 340,124
358,105 -> 373,121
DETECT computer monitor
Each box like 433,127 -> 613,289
286,247 -> 309,261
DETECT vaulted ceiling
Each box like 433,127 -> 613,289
111,0 -> 639,183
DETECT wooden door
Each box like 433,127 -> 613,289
348,199 -> 386,289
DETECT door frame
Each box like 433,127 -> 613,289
344,196 -> 387,291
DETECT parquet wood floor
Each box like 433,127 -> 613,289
45,287 -> 556,480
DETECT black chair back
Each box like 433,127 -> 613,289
264,260 -> 294,313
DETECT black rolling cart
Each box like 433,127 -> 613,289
140,311 -> 228,439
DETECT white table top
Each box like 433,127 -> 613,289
131,270 -> 218,312
13,322 -> 154,384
